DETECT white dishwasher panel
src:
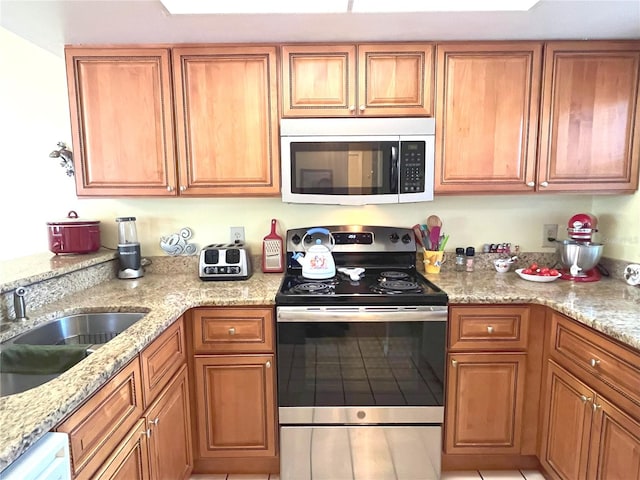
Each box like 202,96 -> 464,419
0,432 -> 70,480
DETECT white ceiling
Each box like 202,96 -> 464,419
1,0 -> 639,57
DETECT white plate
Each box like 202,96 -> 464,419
515,268 -> 562,283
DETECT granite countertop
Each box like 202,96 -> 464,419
0,266 -> 639,471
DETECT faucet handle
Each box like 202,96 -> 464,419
13,287 -> 28,321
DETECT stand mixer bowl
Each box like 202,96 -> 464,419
558,240 -> 604,275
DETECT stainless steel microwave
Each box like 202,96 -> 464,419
280,118 -> 435,205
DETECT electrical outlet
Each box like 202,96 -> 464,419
230,226 -> 245,244
542,224 -> 558,248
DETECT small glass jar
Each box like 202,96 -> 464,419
455,247 -> 465,271
465,246 -> 475,272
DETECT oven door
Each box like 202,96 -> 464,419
276,305 -> 447,424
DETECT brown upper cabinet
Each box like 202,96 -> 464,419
65,48 -> 177,196
65,46 -> 280,197
538,41 -> 640,193
281,44 -> 434,117
435,42 -> 543,193
172,46 -> 280,196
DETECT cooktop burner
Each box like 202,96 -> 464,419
276,225 -> 448,307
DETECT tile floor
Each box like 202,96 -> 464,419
190,470 -> 545,479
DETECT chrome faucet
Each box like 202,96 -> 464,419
13,287 -> 28,321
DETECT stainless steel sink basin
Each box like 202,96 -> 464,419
0,312 -> 145,397
4,312 -> 145,346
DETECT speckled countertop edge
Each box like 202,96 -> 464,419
0,268 -> 639,471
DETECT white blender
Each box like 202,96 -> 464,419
558,213 -> 604,282
116,217 -> 144,279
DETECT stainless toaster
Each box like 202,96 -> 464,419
199,243 -> 252,280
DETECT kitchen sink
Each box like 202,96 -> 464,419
4,312 -> 145,346
0,312 -> 145,397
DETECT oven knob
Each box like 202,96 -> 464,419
291,234 -> 302,245
389,233 -> 399,243
401,234 -> 411,244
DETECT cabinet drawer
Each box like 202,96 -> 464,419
550,312 -> 640,406
192,308 -> 274,354
140,316 -> 186,408
449,306 -> 530,350
56,358 -> 144,480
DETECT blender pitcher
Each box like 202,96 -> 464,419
116,217 -> 144,279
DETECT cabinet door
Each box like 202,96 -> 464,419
540,361 -> 594,480
281,45 -> 357,117
65,47 -> 177,196
538,41 -> 640,193
92,419 -> 150,480
358,44 -> 434,117
445,352 -> 527,454
145,365 -> 192,480
173,46 -> 280,195
193,354 -> 276,458
587,395 -> 640,480
435,42 -> 542,193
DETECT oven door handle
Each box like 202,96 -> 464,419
277,306 -> 447,323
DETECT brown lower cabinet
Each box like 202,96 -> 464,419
56,317 -> 192,480
187,307 -> 279,474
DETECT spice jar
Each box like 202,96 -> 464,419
455,248 -> 465,271
465,247 -> 475,272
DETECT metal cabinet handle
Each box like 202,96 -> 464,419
266,361 -> 271,368
149,418 -> 160,426
167,186 -> 174,192
143,429 -> 151,438
487,326 -> 494,333
229,327 -> 236,335
451,359 -> 458,367
527,181 -> 535,187
540,181 -> 549,187
580,395 -> 592,403
590,358 -> 600,367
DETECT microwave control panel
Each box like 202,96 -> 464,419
399,141 -> 425,193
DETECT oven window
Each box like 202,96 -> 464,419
277,321 -> 445,407
289,142 -> 396,195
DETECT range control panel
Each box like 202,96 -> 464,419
199,243 -> 252,281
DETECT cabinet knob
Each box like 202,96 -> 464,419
580,394 -> 592,403
359,105 -> 366,112
592,402 -> 601,411
143,429 -> 151,438
228,327 -> 236,335
349,105 -> 356,112
590,358 -> 600,367
451,359 -> 458,367
167,186 -> 174,192
149,417 -> 160,426
266,361 -> 271,368
526,181 -> 535,187
540,181 -> 549,187
487,326 -> 494,334
179,185 -> 186,192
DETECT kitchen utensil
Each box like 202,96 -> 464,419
423,250 -> 445,274
262,219 -> 284,273
438,234 -> 449,252
47,211 -> 100,255
116,217 -> 144,279
293,228 -> 336,279
558,240 -> 604,281
515,268 -> 561,282
412,224 -> 425,249
429,226 -> 441,250
419,224 -> 430,248
338,267 -> 365,281
426,215 -> 442,230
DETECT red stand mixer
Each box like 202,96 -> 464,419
558,213 -> 604,282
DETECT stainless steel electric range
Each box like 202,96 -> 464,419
275,225 -> 448,480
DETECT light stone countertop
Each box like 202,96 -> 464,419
0,267 -> 639,472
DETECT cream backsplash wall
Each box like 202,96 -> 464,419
2,27 -> 638,264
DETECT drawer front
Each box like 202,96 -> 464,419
192,307 -> 274,354
449,306 -> 530,350
140,316 -> 186,408
56,358 -> 144,480
550,312 -> 640,406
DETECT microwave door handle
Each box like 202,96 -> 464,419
390,146 -> 399,193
